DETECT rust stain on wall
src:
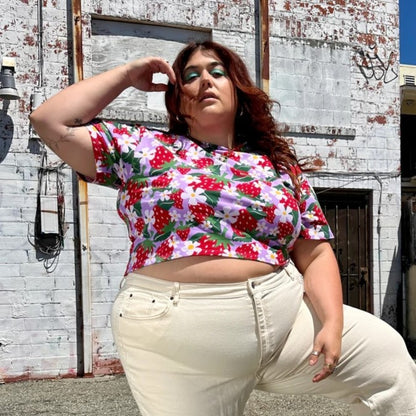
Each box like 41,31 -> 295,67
311,156 -> 325,168
24,35 -> 36,46
93,357 -> 124,376
2,368 -> 78,383
367,115 -> 387,124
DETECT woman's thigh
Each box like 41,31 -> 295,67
257,299 -> 416,416
110,280 -> 259,416
110,268 -> 304,416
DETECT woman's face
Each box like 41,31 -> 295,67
179,49 -> 237,131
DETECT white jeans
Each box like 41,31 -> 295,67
111,262 -> 416,416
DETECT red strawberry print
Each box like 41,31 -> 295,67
171,190 -> 184,209
177,166 -> 191,174
151,173 -> 172,188
236,181 -> 261,198
313,206 -> 327,223
236,243 -> 259,260
277,222 -> 294,239
223,150 -> 241,161
156,239 -> 174,259
190,175 -> 225,191
299,200 -> 307,212
189,203 -> 215,222
194,158 -> 214,168
282,189 -> 299,210
154,132 -> 176,145
262,205 -> 277,223
150,146 -> 174,169
132,245 -> 152,269
125,181 -> 145,208
230,167 -> 249,177
233,209 -> 257,231
113,126 -> 130,135
134,217 -> 145,235
301,180 -> 311,193
276,250 -> 286,264
258,156 -> 274,169
198,235 -> 226,255
153,205 -> 171,234
176,228 -> 190,241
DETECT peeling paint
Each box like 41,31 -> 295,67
93,357 -> 124,376
367,115 -> 387,124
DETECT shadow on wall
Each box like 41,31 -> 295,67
0,100 -> 14,163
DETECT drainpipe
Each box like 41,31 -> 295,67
259,0 -> 270,94
71,0 -> 93,376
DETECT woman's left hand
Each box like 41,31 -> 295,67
308,323 -> 342,382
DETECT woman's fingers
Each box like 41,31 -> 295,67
126,57 -> 176,91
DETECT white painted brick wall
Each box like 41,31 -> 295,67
0,0 -> 402,380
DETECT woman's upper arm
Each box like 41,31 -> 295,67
290,239 -> 334,275
30,115 -> 97,179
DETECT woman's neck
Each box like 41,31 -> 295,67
188,124 -> 235,149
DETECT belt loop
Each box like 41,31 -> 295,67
119,276 -> 127,289
170,282 -> 180,305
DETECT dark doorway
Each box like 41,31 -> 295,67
317,190 -> 373,312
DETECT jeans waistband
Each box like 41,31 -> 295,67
121,263 -> 300,299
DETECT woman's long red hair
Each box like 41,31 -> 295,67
165,41 -> 302,191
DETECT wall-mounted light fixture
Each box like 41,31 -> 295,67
0,57 -> 20,100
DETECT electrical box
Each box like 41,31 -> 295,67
40,195 -> 59,234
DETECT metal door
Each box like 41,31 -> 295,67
317,190 -> 373,312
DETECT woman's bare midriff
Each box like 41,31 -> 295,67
136,256 -> 280,283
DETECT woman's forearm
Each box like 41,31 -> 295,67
291,240 -> 343,330
30,65 -> 131,135
302,250 -> 344,332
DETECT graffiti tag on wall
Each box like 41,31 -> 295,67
354,44 -> 398,84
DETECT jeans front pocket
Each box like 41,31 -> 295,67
114,286 -> 172,321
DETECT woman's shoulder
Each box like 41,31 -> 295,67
88,119 -> 181,144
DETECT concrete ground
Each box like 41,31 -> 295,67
0,375 -> 351,416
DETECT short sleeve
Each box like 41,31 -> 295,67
78,120 -> 143,189
298,173 -> 334,241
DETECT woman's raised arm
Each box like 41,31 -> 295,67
29,57 -> 176,178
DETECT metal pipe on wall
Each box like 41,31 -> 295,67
71,0 -> 93,376
259,0 -> 270,94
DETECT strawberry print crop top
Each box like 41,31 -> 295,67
83,121 -> 333,276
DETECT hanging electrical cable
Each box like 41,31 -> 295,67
28,151 -> 67,272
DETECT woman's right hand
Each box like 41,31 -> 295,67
125,57 -> 176,92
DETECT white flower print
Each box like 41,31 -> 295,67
267,251 -> 278,262
135,147 -> 156,161
159,190 -> 171,201
182,186 -> 206,205
169,209 -> 181,223
276,203 -> 293,222
256,222 -> 267,233
167,171 -> 178,179
305,212 -> 318,222
217,206 -> 239,224
183,174 -> 196,184
272,188 -> 284,199
119,191 -> 130,206
222,249 -> 235,257
188,147 -> 206,159
118,134 -> 137,154
183,241 -> 201,255
184,211 -> 194,222
143,209 -> 155,225
308,226 -> 325,239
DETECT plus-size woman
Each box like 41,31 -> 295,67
30,41 -> 416,416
